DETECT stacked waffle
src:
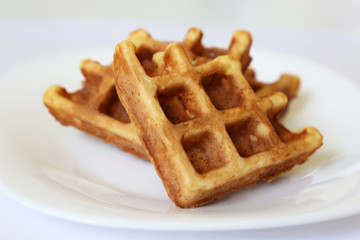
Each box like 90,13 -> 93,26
43,28 -> 322,208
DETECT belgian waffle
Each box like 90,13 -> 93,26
43,28 -> 300,160
113,41 -> 323,208
43,59 -> 146,159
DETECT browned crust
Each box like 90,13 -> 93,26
187,151 -> 312,208
44,103 -> 147,159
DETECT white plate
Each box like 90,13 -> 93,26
0,48 -> 360,231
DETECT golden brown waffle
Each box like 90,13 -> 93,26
43,28 -> 299,161
43,59 -> 146,159
42,61 -> 299,160
113,41 -> 323,208
43,28 -> 253,159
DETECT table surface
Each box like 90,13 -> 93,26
1,1 -> 359,239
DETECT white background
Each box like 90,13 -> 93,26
1,0 -> 360,239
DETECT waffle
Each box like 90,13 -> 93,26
43,59 -> 146,159
43,28 -> 253,159
113,41 -> 323,208
44,28 -> 298,159
43,61 -> 299,160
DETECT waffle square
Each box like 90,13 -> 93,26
113,41 -> 323,208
